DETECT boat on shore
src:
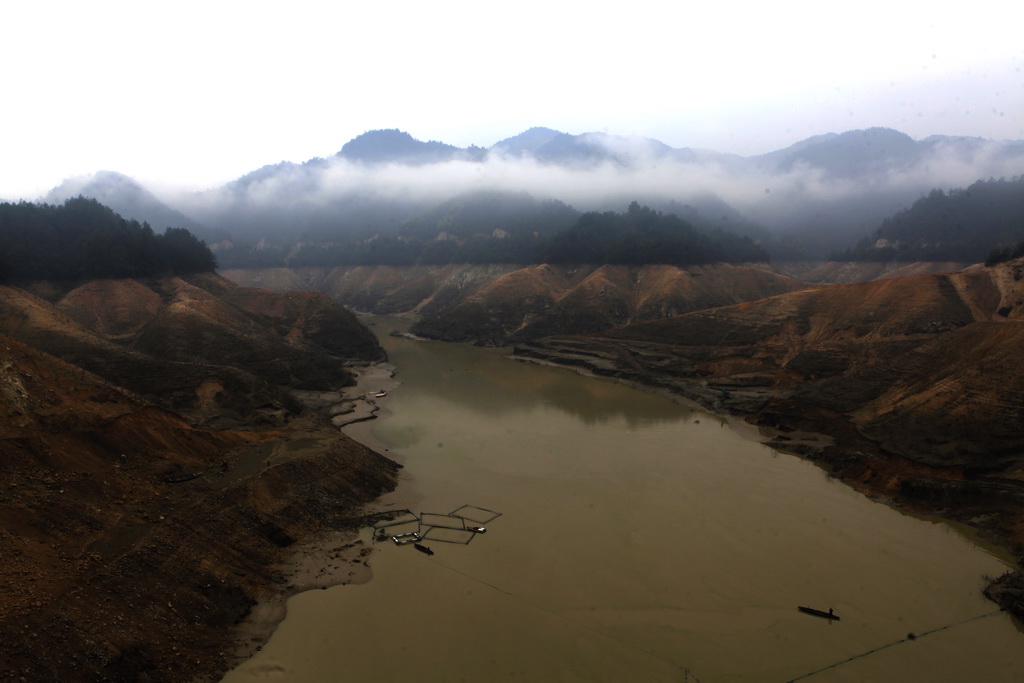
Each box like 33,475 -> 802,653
798,606 -> 839,620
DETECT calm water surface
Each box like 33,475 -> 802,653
225,325 -> 1023,682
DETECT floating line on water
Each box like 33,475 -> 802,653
429,557 -> 701,682
785,609 -> 1005,682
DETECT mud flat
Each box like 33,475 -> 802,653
223,528 -> 375,671
218,367 -> 405,675
293,362 -> 399,429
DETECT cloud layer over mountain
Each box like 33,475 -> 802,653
41,127 -> 1024,257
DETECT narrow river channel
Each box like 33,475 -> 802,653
224,322 -> 1023,682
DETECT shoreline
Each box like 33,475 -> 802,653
220,330 -> 1023,682
221,360 -> 420,679
223,335 -> 1023,680
223,528 -> 374,671
510,350 -> 1024,619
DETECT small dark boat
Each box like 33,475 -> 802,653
466,526 -> 486,533
414,543 -> 434,556
798,606 -> 839,621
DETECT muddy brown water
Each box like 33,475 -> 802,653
224,326 -> 1024,682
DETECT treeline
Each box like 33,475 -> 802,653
986,241 -> 1024,267
833,176 -> 1024,262
537,202 -> 768,265
217,231 -> 545,269
215,201 -> 768,268
0,197 -> 216,282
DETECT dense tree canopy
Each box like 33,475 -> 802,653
214,201 -> 768,268
985,240 -> 1024,267
0,197 -> 216,282
833,176 -> 1024,262
213,200 -> 768,269
537,202 -> 768,265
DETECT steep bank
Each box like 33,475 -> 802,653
1,274 -> 384,426
222,263 -> 811,345
0,269 -> 404,681
770,260 -> 969,283
0,331 -> 401,682
513,260 -> 1024,616
220,264 -> 523,316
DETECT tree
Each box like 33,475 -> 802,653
536,203 -> 768,265
0,197 -> 218,281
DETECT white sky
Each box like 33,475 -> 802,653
2,0 -> 1021,199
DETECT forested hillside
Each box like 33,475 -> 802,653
0,197 -> 216,281
834,176 -> 1024,262
217,200 -> 766,269
538,202 -> 768,265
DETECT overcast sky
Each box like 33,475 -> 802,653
2,0 -> 1021,199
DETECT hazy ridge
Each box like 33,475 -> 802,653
35,126 -> 1024,262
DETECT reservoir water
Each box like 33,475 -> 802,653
224,326 -> 1023,682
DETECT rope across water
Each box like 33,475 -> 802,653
428,556 -> 702,682
785,609 -> 1005,682
419,553 -> 1004,682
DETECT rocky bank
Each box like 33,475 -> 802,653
0,276 -> 401,681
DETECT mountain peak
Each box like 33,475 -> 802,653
491,127 -> 565,156
760,127 -> 921,177
337,129 -> 463,165
44,170 -> 203,232
45,169 -> 142,200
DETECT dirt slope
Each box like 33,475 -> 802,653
0,326 -> 398,680
410,263 -> 811,344
0,275 -> 384,426
221,263 -> 811,344
773,260 -> 970,283
519,263 -> 1024,468
222,264 -> 523,315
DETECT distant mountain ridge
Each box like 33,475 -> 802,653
41,127 -> 1024,203
36,125 -> 1024,262
490,127 -> 564,156
338,129 -> 484,165
44,170 -> 204,233
342,127 -> 725,167
329,125 -> 1020,177
757,128 -> 918,177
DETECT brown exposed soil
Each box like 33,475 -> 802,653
409,263 -> 810,344
0,277 -> 400,682
222,263 -> 811,345
1,274 -> 384,427
771,260 -> 970,284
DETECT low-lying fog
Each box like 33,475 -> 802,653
174,129 -> 1024,238
42,127 -> 1024,257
